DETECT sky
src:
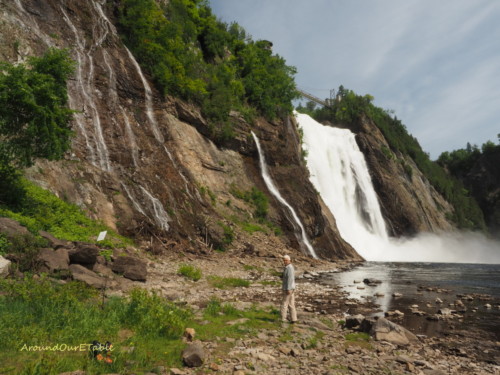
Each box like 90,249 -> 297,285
210,0 -> 500,159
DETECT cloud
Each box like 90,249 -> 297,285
210,0 -> 500,158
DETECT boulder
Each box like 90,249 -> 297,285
0,217 -> 30,239
369,318 -> 418,346
345,314 -> 365,329
182,341 -> 204,367
38,248 -> 70,273
69,243 -> 99,266
111,256 -> 147,281
38,231 -> 70,249
69,264 -> 106,289
0,255 -> 11,278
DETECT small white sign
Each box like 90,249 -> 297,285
97,231 -> 107,242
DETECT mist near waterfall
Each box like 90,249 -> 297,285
296,112 -> 500,264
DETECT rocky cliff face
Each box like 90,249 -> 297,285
0,0 -> 360,260
345,114 -> 454,236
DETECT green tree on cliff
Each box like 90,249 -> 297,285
0,48 -> 75,205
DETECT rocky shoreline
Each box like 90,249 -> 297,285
137,250 -> 500,375
1,215 -> 499,374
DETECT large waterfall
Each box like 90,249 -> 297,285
297,113 -> 500,264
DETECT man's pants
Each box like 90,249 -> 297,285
280,290 -> 297,322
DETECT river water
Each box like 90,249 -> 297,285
319,262 -> 500,339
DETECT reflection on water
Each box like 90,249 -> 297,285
320,262 -> 500,338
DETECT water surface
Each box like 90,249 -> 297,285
320,262 -> 500,339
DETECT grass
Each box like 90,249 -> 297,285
0,178 -> 133,248
208,276 -> 250,289
305,329 -> 325,349
344,332 -> 372,350
0,279 -> 281,374
177,264 -> 202,281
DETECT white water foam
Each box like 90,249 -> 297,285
252,132 -> 318,259
297,112 -> 500,264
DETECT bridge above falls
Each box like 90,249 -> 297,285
296,88 -> 336,108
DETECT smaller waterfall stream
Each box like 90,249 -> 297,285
252,132 -> 318,259
60,5 -> 111,171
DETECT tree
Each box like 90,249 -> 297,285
0,48 -> 75,205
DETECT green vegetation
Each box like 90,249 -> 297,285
297,86 -> 486,231
438,138 -> 500,235
230,185 -> 269,220
0,278 -> 187,373
0,234 -> 9,255
208,275 -> 250,289
177,263 -> 202,281
344,332 -> 372,350
218,221 -> 234,246
0,48 -> 75,206
117,0 -> 297,143
305,329 -> 325,349
0,178 -> 132,248
0,279 -> 280,374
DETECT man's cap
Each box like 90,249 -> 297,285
283,255 -> 291,261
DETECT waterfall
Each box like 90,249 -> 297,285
297,112 -> 500,264
252,132 -> 318,259
125,48 -> 165,144
139,186 -> 171,232
297,113 -> 388,257
60,5 -> 111,171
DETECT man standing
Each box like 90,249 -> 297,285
281,255 -> 297,323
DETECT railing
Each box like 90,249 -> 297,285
297,88 -> 332,108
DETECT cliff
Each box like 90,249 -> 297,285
0,0 -> 360,260
345,114 -> 454,236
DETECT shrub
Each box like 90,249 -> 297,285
0,234 -> 9,255
6,234 -> 48,272
177,263 -> 202,281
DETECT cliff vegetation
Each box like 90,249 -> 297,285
117,0 -> 298,143
438,139 -> 500,237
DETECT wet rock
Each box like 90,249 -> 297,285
0,255 -> 11,278
437,308 -> 453,316
345,314 -> 365,329
363,278 -> 382,285
385,310 -> 404,318
182,341 -> 204,367
111,256 -> 147,281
